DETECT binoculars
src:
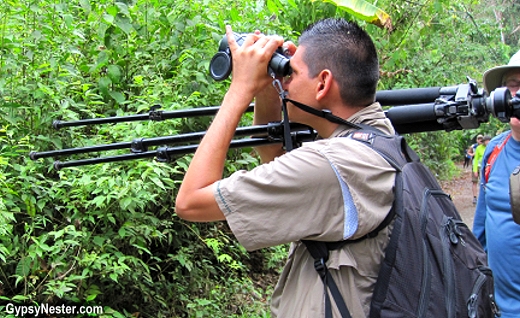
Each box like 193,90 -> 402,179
209,33 -> 292,81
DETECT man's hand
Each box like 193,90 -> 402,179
226,26 -> 284,104
251,38 -> 296,163
175,26 -> 286,222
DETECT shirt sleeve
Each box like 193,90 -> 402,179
214,146 -> 345,251
473,184 -> 487,250
472,138 -> 500,250
213,138 -> 395,251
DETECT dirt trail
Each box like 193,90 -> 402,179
439,163 -> 476,228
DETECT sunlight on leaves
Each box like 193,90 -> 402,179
314,0 -> 393,30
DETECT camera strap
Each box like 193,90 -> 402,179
284,98 -> 362,130
270,78 -> 361,152
272,78 -> 295,152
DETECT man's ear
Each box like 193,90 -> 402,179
316,69 -> 333,101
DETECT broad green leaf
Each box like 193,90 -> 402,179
107,65 -> 122,84
149,176 -> 165,190
0,246 -> 7,262
230,7 -> 239,21
109,91 -> 125,104
11,295 -> 30,302
115,16 -> 133,35
266,0 -> 278,13
98,77 -> 111,97
79,0 -> 91,14
102,13 -> 114,25
287,0 -> 298,9
313,0 -> 393,30
120,197 -> 134,210
93,236 -> 105,247
111,311 -> 127,318
217,253 -> 232,263
85,284 -> 101,302
115,2 -> 130,16
91,194 -> 106,207
15,257 -> 32,277
109,273 -> 118,282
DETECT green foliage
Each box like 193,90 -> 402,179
318,0 -> 392,29
0,0 -> 516,316
0,0 -> 282,316
365,0 -> 512,176
271,0 -> 350,33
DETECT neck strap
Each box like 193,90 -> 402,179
283,98 -> 362,130
270,78 -> 361,152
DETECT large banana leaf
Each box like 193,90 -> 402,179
313,0 -> 393,30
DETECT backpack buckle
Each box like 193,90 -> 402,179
314,258 -> 327,278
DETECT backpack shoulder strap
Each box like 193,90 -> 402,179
302,240 -> 353,318
302,128 -> 413,318
348,124 -> 419,164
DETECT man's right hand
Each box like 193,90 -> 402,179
225,26 -> 284,106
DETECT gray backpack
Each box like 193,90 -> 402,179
303,128 -> 500,318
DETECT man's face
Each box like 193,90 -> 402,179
503,69 -> 520,96
282,46 -> 321,124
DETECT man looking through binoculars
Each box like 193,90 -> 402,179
175,18 -> 396,317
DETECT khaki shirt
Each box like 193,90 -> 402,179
213,103 -> 396,317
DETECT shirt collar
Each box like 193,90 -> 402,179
328,102 -> 393,138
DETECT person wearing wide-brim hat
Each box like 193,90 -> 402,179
483,50 -> 520,94
473,49 -> 520,318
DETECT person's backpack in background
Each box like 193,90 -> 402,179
303,129 -> 500,318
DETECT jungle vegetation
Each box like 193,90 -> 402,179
0,0 -> 518,316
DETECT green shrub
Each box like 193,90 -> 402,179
0,0 -> 513,316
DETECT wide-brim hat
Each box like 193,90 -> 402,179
483,50 -> 520,93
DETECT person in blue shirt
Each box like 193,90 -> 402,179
473,50 -> 520,318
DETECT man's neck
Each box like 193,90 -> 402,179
316,122 -> 340,139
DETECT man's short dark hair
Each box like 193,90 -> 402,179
298,18 -> 379,107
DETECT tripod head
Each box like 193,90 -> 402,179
29,78 -> 520,170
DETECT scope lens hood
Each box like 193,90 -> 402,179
488,87 -> 511,123
209,52 -> 232,81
